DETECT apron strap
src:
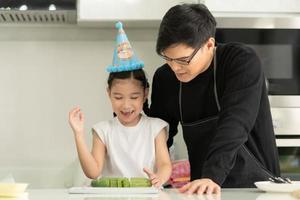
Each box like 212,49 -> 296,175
213,48 -> 221,112
179,81 -> 184,123
178,81 -> 183,124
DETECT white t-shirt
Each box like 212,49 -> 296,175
92,115 -> 168,178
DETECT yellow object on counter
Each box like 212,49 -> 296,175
0,183 -> 28,197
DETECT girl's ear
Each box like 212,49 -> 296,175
144,87 -> 149,102
107,87 -> 111,97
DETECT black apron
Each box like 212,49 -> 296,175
179,49 -> 274,187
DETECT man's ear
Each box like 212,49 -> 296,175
144,87 -> 149,102
207,37 -> 215,49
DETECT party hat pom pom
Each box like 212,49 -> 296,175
115,21 -> 123,30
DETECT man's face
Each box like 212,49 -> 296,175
161,38 -> 215,82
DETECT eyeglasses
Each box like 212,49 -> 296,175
160,45 -> 202,65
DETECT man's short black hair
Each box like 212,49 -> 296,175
156,3 -> 217,55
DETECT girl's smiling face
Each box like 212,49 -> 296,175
107,78 -> 148,127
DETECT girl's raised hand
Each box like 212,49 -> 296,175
69,107 -> 85,135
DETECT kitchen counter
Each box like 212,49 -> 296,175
24,188 -> 299,200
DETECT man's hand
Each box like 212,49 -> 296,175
178,178 -> 221,195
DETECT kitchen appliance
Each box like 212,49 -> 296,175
0,0 -> 76,24
215,17 -> 300,180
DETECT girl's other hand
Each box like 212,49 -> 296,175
69,107 -> 85,135
143,167 -> 162,188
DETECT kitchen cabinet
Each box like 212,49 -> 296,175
77,0 -> 197,26
203,0 -> 300,16
78,0 -> 300,26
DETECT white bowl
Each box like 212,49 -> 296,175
255,181 -> 300,192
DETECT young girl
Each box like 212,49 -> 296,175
68,22 -> 172,188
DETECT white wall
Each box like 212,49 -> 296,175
0,25 -> 187,188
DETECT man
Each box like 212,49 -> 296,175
147,3 -> 280,194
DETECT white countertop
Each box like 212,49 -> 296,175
23,188 -> 298,200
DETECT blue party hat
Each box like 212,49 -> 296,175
106,22 -> 144,73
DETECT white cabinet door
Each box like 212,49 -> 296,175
78,0 -> 197,22
204,0 -> 300,14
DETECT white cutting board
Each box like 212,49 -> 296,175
69,187 -> 160,195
